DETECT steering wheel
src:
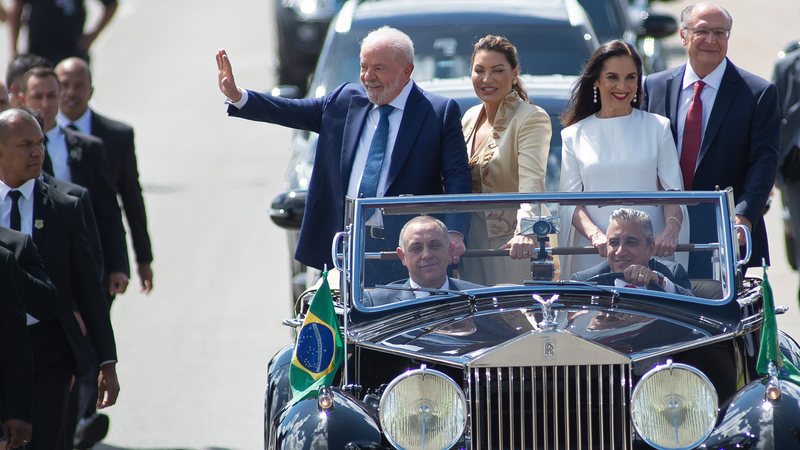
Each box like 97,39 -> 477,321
584,272 -> 665,292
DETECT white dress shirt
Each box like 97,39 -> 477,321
1,178 -> 40,324
408,277 -> 451,298
344,80 -> 413,201
57,108 -> 93,134
0,178 -> 35,236
676,59 -> 727,158
44,126 -> 72,182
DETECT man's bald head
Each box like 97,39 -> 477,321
0,109 -> 41,140
0,109 -> 45,187
55,57 -> 94,121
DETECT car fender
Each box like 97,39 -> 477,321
269,387 -> 382,450
699,377 -> 800,448
264,345 -> 294,449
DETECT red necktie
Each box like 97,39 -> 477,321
680,80 -> 706,190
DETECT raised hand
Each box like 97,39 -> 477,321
216,49 -> 242,102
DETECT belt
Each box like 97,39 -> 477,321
366,226 -> 384,240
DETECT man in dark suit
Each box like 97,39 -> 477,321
0,227 -> 59,322
572,209 -> 694,296
56,57 -> 154,293
0,109 -> 119,450
772,47 -> 800,292
216,26 -> 472,272
0,247 -> 33,450
363,216 -> 483,307
20,66 -> 130,298
642,3 -> 780,277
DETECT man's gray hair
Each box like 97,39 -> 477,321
680,2 -> 733,29
398,215 -> 449,249
609,208 -> 655,244
361,26 -> 415,65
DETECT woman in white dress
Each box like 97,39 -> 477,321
460,35 -> 553,285
558,40 -> 687,277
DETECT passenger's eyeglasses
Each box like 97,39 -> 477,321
684,27 -> 731,40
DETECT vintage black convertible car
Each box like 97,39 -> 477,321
265,190 -> 800,449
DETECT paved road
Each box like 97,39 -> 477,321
0,0 -> 797,449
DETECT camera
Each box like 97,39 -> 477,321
519,216 -> 560,281
519,216 -> 560,238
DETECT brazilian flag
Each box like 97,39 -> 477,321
756,267 -> 800,385
290,273 -> 344,402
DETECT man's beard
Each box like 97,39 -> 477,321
363,75 -> 404,105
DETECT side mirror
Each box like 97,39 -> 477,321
269,85 -> 303,99
269,189 -> 307,230
638,12 -> 678,39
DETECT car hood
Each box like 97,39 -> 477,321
354,306 -> 718,367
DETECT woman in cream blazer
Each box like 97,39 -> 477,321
460,35 -> 553,285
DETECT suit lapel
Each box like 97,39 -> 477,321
340,94 -> 372,193
666,66 -> 685,140
32,180 -> 49,244
386,83 -> 426,190
699,60 -> 739,167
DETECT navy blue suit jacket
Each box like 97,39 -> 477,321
643,59 -> 780,267
571,258 -> 694,296
229,82 -> 472,270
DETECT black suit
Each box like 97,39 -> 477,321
41,173 -> 104,280
571,258 -> 694,296
362,277 -> 484,307
56,127 -> 129,279
27,180 -> 117,450
89,111 -> 153,265
0,247 -> 33,424
643,59 -> 780,275
0,227 -> 59,322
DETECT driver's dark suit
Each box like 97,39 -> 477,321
571,258 -> 694,296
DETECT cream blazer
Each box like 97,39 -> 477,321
462,92 -> 553,235
461,93 -> 552,195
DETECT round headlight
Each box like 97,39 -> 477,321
379,366 -> 467,450
631,361 -> 718,449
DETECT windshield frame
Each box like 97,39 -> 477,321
339,190 -> 740,315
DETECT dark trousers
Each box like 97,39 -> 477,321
62,369 -> 98,450
28,322 -> 73,450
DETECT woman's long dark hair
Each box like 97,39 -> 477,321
560,40 -> 643,126
472,35 -> 529,102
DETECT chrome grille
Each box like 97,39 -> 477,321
468,364 -> 632,450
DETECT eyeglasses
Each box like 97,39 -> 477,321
684,27 -> 731,40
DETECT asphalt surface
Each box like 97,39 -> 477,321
0,0 -> 798,449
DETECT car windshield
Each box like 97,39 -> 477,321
310,23 -> 594,95
342,192 -> 741,310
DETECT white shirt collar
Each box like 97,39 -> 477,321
57,108 -> 92,134
0,178 -> 36,200
683,58 -> 727,91
408,276 -> 450,297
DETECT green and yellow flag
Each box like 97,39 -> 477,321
756,267 -> 800,385
289,274 -> 344,402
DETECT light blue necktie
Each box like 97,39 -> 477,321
358,104 -> 394,200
